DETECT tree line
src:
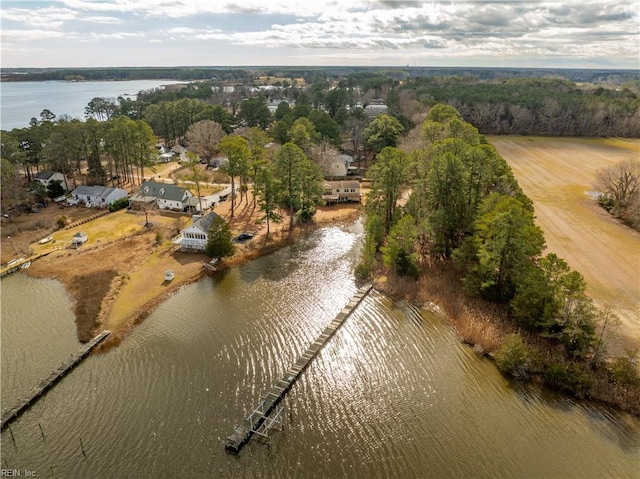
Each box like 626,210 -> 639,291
357,104 -> 639,409
404,76 -> 640,137
1,77 -> 406,194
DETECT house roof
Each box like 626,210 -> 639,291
35,171 -> 59,180
190,212 -> 222,234
137,181 -> 192,202
72,185 -> 127,199
324,180 -> 360,189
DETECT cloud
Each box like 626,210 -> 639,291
1,29 -> 69,41
0,6 -> 76,29
86,16 -> 123,25
1,0 -> 637,68
59,0 -> 338,18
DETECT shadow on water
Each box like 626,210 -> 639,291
506,375 -> 640,452
238,230 -> 329,284
582,406 -> 640,452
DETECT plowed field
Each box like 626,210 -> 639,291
490,137 -> 639,353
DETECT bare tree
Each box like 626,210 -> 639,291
597,159 -> 640,221
186,120 -> 225,165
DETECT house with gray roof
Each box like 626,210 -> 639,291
129,181 -> 196,211
172,212 -> 223,251
35,171 -> 69,190
69,185 -> 128,207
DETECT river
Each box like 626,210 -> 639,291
0,80 -> 179,131
1,222 -> 639,478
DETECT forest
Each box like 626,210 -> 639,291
2,67 -> 639,221
357,105 -> 640,412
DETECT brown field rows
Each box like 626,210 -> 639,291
490,136 -> 639,353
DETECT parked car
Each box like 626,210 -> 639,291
233,233 -> 254,242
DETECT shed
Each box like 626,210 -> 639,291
72,232 -> 88,247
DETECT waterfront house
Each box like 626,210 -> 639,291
322,180 -> 361,203
129,181 -> 197,211
35,171 -> 69,190
172,212 -> 222,252
69,185 -> 128,207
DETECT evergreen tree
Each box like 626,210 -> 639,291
457,193 -> 545,302
363,114 -> 404,156
366,146 -> 406,233
205,215 -> 235,259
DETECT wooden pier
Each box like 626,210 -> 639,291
225,283 -> 373,453
1,330 -> 111,431
0,248 -> 60,278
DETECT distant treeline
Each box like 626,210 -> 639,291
405,77 -> 640,137
3,66 -> 639,138
2,66 -> 638,85
0,68 -> 251,82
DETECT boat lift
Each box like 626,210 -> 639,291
248,400 -> 285,439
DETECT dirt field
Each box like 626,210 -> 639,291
490,136 -> 640,353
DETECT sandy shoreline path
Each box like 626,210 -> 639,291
490,136 -> 640,354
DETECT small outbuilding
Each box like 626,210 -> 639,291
72,232 -> 88,248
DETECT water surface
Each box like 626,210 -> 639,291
1,80 -> 177,130
1,223 -> 638,478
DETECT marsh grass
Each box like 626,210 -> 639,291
377,260 -> 512,354
72,270 -> 118,342
376,259 -> 640,414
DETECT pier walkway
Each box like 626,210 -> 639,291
225,284 -> 373,453
0,248 -> 60,278
1,330 -> 111,430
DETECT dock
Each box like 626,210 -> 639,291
225,283 -> 373,453
1,330 -> 111,431
0,248 -> 60,278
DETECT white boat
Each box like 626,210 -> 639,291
202,261 -> 217,272
21,261 -> 31,269
6,258 -> 25,268
38,235 -> 53,244
164,270 -> 175,281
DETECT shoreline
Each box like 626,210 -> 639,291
24,198 -> 362,351
374,264 -> 640,416
15,196 -> 637,414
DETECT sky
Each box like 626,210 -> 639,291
1,0 -> 639,69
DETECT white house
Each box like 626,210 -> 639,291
322,180 -> 361,203
129,181 -> 196,211
69,185 -> 128,207
172,212 -> 223,252
35,171 -> 68,190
